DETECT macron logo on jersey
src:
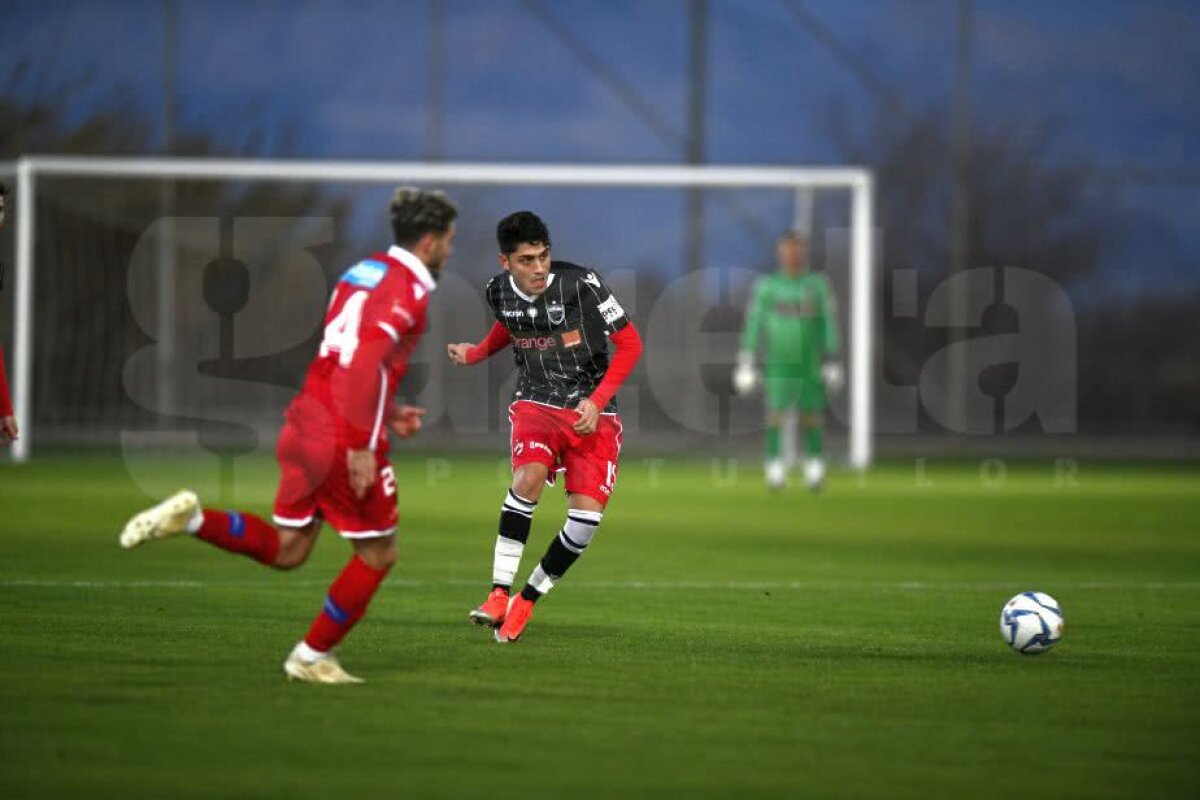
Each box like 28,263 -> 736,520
341,260 -> 388,289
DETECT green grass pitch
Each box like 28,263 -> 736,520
1,453 -> 1198,799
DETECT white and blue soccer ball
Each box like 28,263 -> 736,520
999,591 -> 1064,654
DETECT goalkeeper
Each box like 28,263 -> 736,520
734,230 -> 842,490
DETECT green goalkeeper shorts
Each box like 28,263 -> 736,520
764,370 -> 826,413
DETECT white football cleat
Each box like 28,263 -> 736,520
766,459 -> 788,491
119,490 -> 200,549
283,643 -> 364,685
804,458 -> 826,492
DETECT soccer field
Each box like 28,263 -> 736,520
1,454 -> 1197,799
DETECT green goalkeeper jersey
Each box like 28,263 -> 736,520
741,271 -> 840,373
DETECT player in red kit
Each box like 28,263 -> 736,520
448,211 -> 642,642
119,188 -> 458,683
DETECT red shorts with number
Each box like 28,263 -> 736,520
272,419 -> 398,538
508,401 -> 623,506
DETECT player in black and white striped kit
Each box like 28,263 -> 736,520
448,211 -> 643,642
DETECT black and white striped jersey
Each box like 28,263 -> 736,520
484,261 -> 630,413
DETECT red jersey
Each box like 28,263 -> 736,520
289,246 -> 436,452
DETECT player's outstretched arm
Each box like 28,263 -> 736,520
448,321 -> 512,366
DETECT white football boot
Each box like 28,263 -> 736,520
283,643 -> 364,685
119,490 -> 201,549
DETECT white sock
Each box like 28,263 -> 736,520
782,410 -> 799,468
766,459 -> 787,487
185,508 -> 204,534
493,536 -> 525,587
560,509 -> 602,553
494,490 -> 537,586
527,564 -> 556,595
293,641 -> 326,664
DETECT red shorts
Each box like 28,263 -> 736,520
508,401 -> 623,506
272,419 -> 398,538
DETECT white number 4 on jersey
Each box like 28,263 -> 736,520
318,292 -> 368,368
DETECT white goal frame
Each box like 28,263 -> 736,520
6,156 -> 875,467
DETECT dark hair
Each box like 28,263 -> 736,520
778,229 -> 806,244
389,187 -> 457,248
0,183 -> 7,196
497,211 -> 551,255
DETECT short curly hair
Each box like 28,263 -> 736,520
389,187 -> 457,248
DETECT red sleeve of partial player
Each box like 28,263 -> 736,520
0,348 -> 12,417
588,322 -> 642,411
465,322 -> 512,364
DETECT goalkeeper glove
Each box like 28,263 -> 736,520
822,360 -> 845,394
733,352 -> 758,395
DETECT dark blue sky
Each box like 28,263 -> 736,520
4,0 -> 1198,294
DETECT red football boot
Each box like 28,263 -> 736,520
469,587 -> 510,627
494,594 -> 535,643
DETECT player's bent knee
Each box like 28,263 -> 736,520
512,464 -> 550,502
272,538 -> 309,570
362,551 -> 397,572
353,536 -> 398,571
568,493 -> 605,514
271,522 -> 320,570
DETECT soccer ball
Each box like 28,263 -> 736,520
999,591 -> 1064,654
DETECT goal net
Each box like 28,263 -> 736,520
4,157 -> 874,474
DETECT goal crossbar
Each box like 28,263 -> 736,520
6,156 -> 874,467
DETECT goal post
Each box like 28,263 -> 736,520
6,156 -> 874,468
